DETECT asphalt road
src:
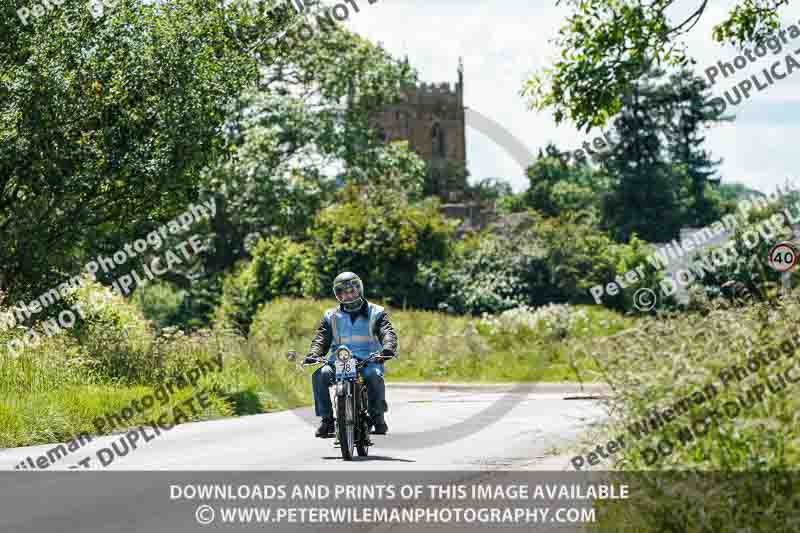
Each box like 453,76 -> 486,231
0,383 -> 610,533
0,382 -> 609,471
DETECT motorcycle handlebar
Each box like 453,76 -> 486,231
361,352 -> 381,366
301,352 -> 393,367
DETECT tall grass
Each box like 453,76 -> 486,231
0,281 -> 265,448
0,283 -> 633,449
245,297 -> 634,383
585,290 -> 800,532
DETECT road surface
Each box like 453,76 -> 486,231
0,382 -> 611,533
1,382 -> 608,471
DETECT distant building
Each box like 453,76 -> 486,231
370,58 -> 468,204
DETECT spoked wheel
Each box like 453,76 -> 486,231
337,383 -> 355,460
356,385 -> 370,457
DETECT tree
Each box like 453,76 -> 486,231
597,66 -> 684,242
659,69 -> 729,226
592,63 -> 730,241
158,9 -> 421,326
2,0 -> 421,324
522,0 -> 792,131
524,143 -> 610,217
0,0 -> 295,303
195,14 -> 419,270
308,196 -> 454,309
423,160 -> 469,202
215,237 -> 320,335
194,58 -> 419,277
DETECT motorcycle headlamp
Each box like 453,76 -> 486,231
336,347 -> 352,362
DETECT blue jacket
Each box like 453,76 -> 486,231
307,300 -> 398,367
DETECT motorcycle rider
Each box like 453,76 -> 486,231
304,272 -> 398,438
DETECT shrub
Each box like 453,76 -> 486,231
309,197 -> 454,309
440,211 -> 662,314
131,281 -> 186,330
56,278 -> 156,385
495,192 -> 527,215
531,213 -> 663,311
439,234 -> 535,315
523,148 -> 610,217
215,237 -> 319,335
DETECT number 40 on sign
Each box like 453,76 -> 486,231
768,242 -> 798,272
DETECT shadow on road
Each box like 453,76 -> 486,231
322,455 -> 416,462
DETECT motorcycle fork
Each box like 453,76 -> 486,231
333,374 -> 354,448
356,374 -> 373,446
334,373 -> 372,447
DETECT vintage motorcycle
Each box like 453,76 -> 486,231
289,346 -> 384,460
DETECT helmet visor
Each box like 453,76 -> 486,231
333,278 -> 363,304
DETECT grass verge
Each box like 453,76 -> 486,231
581,291 -> 800,532
1,286 -> 632,449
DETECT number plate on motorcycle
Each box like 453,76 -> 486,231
335,359 -> 356,378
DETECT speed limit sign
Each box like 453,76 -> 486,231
768,242 -> 799,272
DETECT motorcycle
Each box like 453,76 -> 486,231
288,347 -> 384,460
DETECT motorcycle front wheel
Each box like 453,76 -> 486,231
337,383 -> 355,460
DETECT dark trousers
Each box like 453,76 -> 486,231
312,363 -> 386,421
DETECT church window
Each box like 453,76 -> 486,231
431,123 -> 446,157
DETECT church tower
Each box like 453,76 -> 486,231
371,58 -> 468,202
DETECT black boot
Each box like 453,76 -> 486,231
371,415 -> 388,435
315,417 -> 335,438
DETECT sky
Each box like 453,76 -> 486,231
334,0 -> 800,194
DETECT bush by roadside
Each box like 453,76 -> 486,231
582,291 -> 800,532
1,290 -> 634,449
0,282 -> 296,449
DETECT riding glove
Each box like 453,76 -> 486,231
375,348 -> 395,362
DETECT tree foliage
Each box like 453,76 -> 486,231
433,211 -> 660,315
309,195 -> 454,309
524,144 -> 611,217
0,0 -> 297,302
184,13 -> 420,303
1,0 -> 420,313
596,65 -> 728,241
522,0 -> 792,130
216,237 -> 319,335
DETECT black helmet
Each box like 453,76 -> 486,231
333,272 -> 364,312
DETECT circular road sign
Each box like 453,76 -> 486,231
768,241 -> 799,272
